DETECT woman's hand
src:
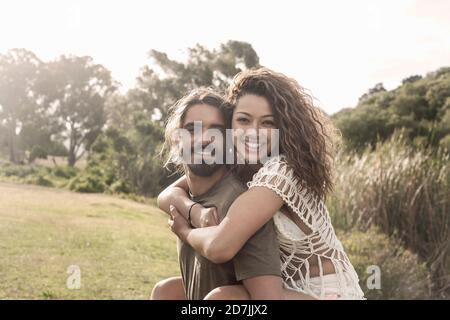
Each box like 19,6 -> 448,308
168,205 -> 191,242
198,206 -> 219,228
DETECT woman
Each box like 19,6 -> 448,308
159,68 -> 365,300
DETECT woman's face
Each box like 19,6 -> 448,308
231,94 -> 277,163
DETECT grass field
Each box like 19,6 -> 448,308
0,182 -> 179,299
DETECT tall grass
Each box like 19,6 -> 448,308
328,132 -> 449,298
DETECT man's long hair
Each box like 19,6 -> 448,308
160,88 -> 228,174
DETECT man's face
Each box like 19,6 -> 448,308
181,104 -> 226,177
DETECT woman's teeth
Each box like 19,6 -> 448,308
245,141 -> 264,151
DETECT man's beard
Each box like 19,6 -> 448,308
185,142 -> 225,177
187,162 -> 222,177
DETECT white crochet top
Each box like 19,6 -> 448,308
247,154 -> 365,300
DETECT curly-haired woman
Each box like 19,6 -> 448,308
159,68 -> 365,300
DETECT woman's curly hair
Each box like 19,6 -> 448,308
226,67 -> 340,200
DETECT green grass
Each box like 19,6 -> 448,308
0,182 -> 179,299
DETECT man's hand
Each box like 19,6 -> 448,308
168,205 -> 191,241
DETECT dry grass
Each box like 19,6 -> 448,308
35,156 -> 87,169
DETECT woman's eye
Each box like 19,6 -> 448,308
263,121 -> 275,127
236,118 -> 249,123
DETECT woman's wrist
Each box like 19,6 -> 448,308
179,224 -> 192,243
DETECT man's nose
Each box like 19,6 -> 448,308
194,129 -> 214,147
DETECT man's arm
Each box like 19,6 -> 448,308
157,175 -> 211,228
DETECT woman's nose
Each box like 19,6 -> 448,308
245,127 -> 259,140
252,120 -> 262,131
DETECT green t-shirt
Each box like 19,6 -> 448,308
178,170 -> 281,300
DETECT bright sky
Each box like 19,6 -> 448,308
1,0 -> 449,114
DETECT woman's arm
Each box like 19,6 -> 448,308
172,186 -> 284,264
157,175 -> 218,228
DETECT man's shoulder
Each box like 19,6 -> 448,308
201,170 -> 246,219
223,171 -> 247,194
206,169 -> 246,198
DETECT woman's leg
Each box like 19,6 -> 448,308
150,276 -> 186,300
204,285 -> 250,300
283,288 -> 317,300
204,284 -> 316,300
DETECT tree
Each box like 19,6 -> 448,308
74,111 -> 173,196
0,49 -> 41,163
18,118 -> 67,163
402,75 -> 422,85
86,41 -> 261,194
40,55 -> 116,166
130,40 -> 260,123
358,83 -> 386,103
0,122 -> 7,157
334,66 -> 450,151
105,112 -> 168,195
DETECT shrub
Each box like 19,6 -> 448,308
84,115 -> 176,197
0,163 -> 37,178
24,173 -> 54,187
52,166 -> 78,179
109,180 -> 132,194
68,173 -> 106,193
339,227 -> 431,299
34,175 -> 54,187
29,145 -> 48,163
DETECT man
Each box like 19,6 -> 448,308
150,88 -> 282,300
